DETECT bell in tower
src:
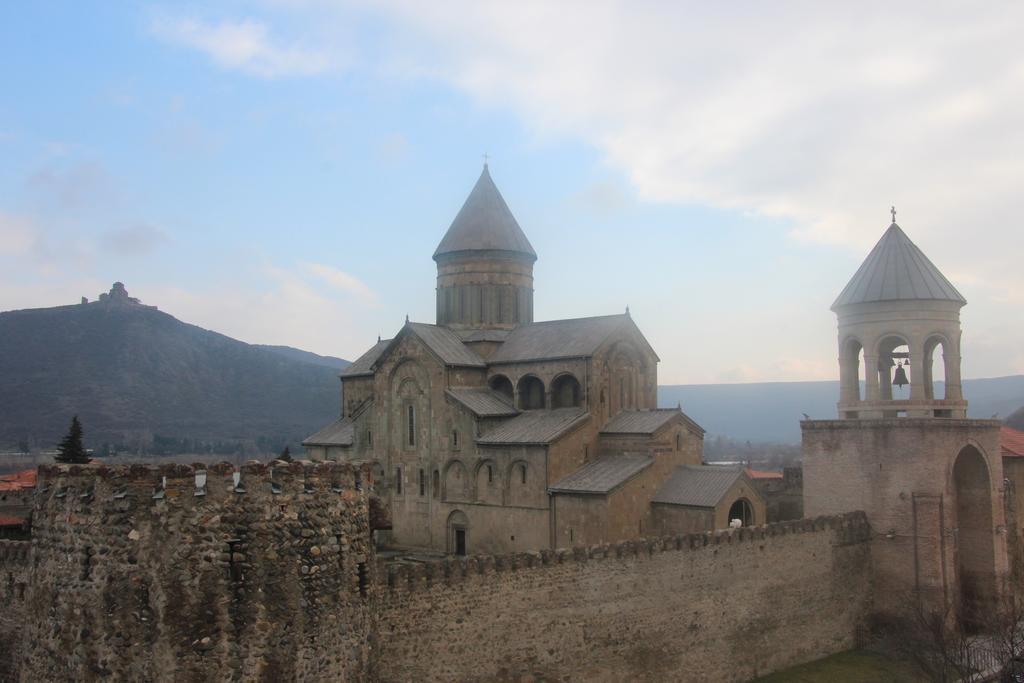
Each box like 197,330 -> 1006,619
831,212 -> 967,419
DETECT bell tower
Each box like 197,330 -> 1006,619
832,212 -> 967,419
803,210 -> 1007,625
433,164 -> 536,331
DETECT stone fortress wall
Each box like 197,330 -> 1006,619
0,462 -> 874,682
0,461 -> 377,682
375,512 -> 872,682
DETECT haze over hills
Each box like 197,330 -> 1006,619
0,284 -> 348,453
659,376 -> 1024,443
1,284 -> 1021,454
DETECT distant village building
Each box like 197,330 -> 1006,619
304,166 -> 764,553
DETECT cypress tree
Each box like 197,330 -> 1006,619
279,446 -> 293,462
56,415 -> 89,464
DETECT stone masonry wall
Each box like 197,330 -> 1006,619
375,512 -> 873,682
13,461 -> 376,682
0,539 -> 30,681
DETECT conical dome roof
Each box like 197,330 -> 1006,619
433,165 -> 536,261
832,222 -> 966,310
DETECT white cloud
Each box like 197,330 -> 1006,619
152,16 -> 333,78
0,212 -> 35,256
304,262 -> 376,302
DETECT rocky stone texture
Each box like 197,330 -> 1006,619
12,461 -> 376,682
375,513 -> 873,682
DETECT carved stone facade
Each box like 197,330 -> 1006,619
305,167 -> 764,554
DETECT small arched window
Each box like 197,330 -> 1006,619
487,465 -> 493,484
432,470 -> 440,498
675,433 -> 681,451
407,404 -> 415,447
395,466 -> 403,495
520,464 -> 527,485
452,429 -> 460,449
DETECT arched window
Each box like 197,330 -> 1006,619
395,466 -> 403,495
432,470 -> 440,498
551,374 -> 582,408
924,335 -> 948,401
489,375 -> 514,401
452,429 -> 460,449
675,433 -> 681,451
407,404 -> 415,446
520,464 -> 527,485
517,376 -> 545,410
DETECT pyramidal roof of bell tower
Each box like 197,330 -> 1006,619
831,221 -> 966,310
433,164 -> 537,262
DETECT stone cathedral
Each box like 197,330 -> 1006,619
304,166 -> 764,555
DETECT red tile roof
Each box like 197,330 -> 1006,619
746,468 -> 784,480
1003,426 -> 1024,457
0,515 -> 27,527
0,469 -> 36,492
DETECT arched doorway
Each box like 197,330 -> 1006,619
447,510 -> 469,556
953,446 -> 995,629
728,498 -> 754,527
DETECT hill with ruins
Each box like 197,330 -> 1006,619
0,283 -> 348,453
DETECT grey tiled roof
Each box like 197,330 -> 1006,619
302,416 -> 355,447
341,339 -> 391,377
406,323 -> 486,367
832,223 -> 966,309
601,409 -> 681,435
457,328 -> 510,343
433,165 -> 536,260
651,465 -> 743,508
487,314 -> 629,363
477,408 -> 589,445
548,454 -> 653,494
446,387 -> 519,417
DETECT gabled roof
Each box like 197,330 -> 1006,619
488,314 -> 649,364
446,387 -> 519,418
651,465 -> 745,508
832,223 -> 966,309
1002,426 -> 1024,457
433,165 -> 536,261
477,407 -> 589,445
341,338 -> 392,377
601,409 -> 689,435
457,329 -> 510,343
366,323 -> 486,375
548,454 -> 653,495
406,323 -> 486,367
302,416 -> 355,447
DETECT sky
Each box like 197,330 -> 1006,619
1,2 -> 1022,384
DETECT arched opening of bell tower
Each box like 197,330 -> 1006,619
952,445 -> 996,630
876,335 -> 911,403
924,335 -> 948,401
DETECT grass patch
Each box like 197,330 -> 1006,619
753,649 -> 928,682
